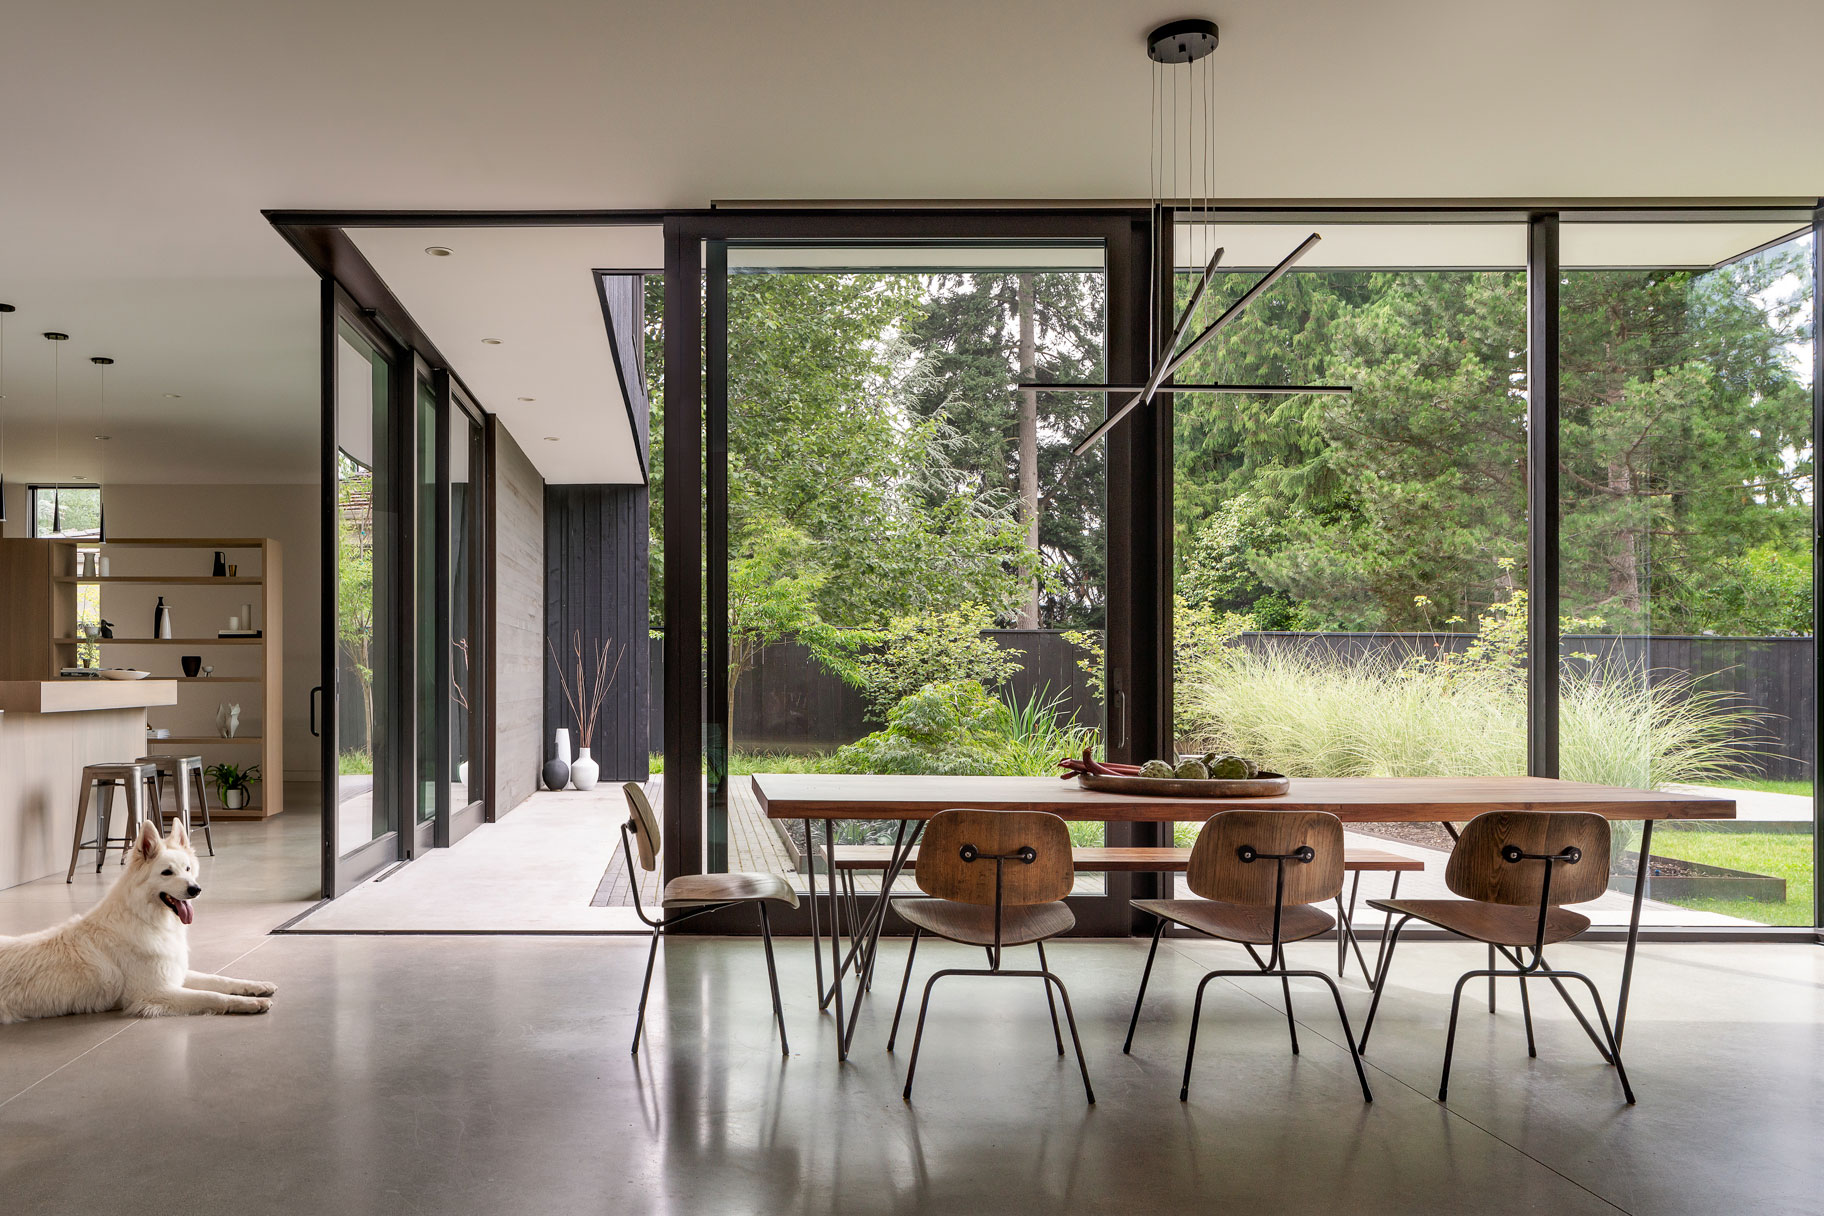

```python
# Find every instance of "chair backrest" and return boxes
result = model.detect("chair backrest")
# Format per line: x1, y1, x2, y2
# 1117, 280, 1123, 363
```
1445, 811, 1611, 907
621, 783, 661, 872
915, 810, 1073, 907
1186, 811, 1345, 907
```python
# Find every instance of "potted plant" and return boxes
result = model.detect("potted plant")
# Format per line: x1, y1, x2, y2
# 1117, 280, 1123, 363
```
204, 761, 261, 811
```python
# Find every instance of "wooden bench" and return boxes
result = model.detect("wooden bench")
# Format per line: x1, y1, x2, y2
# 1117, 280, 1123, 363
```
822, 843, 1424, 986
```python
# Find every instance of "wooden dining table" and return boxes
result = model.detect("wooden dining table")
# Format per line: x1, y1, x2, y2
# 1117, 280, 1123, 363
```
751, 773, 1736, 1061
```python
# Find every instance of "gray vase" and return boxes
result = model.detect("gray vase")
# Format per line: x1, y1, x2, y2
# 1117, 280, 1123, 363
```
542, 758, 570, 791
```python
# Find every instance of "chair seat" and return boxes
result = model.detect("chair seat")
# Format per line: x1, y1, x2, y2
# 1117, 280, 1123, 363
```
662, 871, 801, 909
893, 898, 1075, 946
1130, 898, 1335, 945
1369, 898, 1592, 947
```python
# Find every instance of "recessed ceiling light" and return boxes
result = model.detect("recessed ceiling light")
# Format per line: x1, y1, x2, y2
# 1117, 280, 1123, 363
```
425, 246, 454, 257
163, 393, 182, 399
517, 396, 535, 402
481, 338, 502, 345
542, 436, 560, 442
94, 435, 111, 441
71, 474, 87, 480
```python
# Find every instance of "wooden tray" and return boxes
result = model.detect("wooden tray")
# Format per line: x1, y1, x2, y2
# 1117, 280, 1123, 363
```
1077, 771, 1291, 798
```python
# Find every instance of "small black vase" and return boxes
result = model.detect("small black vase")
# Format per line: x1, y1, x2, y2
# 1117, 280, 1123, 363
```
542, 758, 571, 791
181, 655, 202, 678
212, 550, 227, 577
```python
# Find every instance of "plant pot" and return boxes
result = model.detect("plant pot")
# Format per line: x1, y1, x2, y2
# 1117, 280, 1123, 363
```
223, 787, 249, 811
553, 727, 572, 766
569, 748, 599, 791
542, 758, 570, 791
457, 760, 470, 788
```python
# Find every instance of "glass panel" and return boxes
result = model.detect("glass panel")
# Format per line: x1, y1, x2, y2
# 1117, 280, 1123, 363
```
415, 379, 439, 830
1171, 221, 1529, 906
334, 322, 395, 855
450, 405, 482, 811
30, 485, 102, 539
720, 244, 1109, 893
1560, 223, 1815, 928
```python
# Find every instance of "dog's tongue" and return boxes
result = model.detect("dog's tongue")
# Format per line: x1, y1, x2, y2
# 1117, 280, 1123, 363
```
166, 895, 193, 925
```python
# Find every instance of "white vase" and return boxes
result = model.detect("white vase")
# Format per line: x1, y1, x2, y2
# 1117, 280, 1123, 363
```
458, 760, 470, 788
553, 727, 572, 766
569, 747, 599, 791
223, 787, 248, 810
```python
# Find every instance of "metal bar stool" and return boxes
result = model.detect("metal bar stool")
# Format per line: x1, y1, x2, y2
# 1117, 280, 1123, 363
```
137, 754, 214, 856
66, 761, 161, 881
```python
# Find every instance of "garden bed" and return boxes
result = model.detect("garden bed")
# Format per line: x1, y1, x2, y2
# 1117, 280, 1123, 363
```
1611, 851, 1787, 903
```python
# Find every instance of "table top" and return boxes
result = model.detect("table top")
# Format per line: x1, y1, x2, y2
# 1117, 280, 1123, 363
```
751, 773, 1736, 823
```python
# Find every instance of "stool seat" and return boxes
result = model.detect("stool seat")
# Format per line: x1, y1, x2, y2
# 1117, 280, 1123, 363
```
137, 754, 215, 857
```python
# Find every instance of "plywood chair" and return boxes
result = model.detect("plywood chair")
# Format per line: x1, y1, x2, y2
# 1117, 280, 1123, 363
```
620, 783, 798, 1057
1359, 810, 1633, 1104
886, 809, 1094, 1103
1127, 810, 1372, 1103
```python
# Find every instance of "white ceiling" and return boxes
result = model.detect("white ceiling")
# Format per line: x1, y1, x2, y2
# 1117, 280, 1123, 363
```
0, 0, 1819, 486
348, 226, 661, 485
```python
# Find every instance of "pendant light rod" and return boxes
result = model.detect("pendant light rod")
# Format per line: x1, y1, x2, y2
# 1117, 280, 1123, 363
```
1159, 231, 1322, 382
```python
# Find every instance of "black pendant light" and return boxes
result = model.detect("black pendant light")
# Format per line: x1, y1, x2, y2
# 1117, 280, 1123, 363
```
90, 355, 112, 540
1019, 19, 1352, 454
46, 331, 69, 532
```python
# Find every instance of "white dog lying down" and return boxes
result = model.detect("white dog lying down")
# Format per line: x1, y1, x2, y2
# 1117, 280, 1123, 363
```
0, 816, 276, 1023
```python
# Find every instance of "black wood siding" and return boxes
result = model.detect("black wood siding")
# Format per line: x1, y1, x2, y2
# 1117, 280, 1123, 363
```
544, 484, 650, 782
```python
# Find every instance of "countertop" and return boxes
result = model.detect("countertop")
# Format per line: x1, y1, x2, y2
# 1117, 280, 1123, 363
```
0, 679, 180, 714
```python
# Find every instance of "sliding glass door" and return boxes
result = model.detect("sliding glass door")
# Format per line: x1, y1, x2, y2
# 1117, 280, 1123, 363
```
322, 300, 405, 895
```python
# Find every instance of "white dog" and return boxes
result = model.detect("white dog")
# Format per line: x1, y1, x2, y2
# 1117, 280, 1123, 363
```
0, 816, 276, 1023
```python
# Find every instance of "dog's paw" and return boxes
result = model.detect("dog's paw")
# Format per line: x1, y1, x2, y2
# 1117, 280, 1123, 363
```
227, 996, 272, 1015
237, 980, 277, 997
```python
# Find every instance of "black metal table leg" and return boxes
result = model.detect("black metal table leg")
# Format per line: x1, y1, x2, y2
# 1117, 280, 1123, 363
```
825, 819, 847, 1060
806, 819, 826, 1012
1615, 817, 1653, 1048
840, 820, 922, 1056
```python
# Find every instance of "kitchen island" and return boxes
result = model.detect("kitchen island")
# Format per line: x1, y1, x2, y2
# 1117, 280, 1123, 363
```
0, 679, 178, 889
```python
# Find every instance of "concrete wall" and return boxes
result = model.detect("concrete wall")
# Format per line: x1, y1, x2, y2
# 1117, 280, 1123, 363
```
490, 422, 544, 818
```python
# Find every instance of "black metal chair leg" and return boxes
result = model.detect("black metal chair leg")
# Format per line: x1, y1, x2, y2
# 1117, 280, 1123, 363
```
758, 903, 789, 1057
631, 923, 662, 1055
1124, 921, 1166, 1054
1440, 968, 1492, 1101
1034, 940, 1064, 1055
1280, 973, 1301, 1056
887, 929, 921, 1051
1488, 945, 1498, 1013
1559, 971, 1636, 1104
1533, 958, 1615, 1063
1180, 972, 1221, 1101
1517, 971, 1537, 1058
901, 968, 957, 1101
1309, 971, 1374, 1102
1043, 972, 1095, 1104
1359, 915, 1414, 1052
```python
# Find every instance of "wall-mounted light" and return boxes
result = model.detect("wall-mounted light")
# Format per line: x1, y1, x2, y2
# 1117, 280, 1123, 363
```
425, 246, 453, 257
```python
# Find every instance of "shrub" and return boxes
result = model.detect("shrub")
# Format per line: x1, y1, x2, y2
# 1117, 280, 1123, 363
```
850, 606, 1025, 721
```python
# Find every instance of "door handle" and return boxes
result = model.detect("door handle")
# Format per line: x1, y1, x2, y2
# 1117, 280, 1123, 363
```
310, 685, 322, 737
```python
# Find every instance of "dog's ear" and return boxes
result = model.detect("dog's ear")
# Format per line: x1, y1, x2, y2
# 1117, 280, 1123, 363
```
165, 814, 190, 850
135, 819, 162, 862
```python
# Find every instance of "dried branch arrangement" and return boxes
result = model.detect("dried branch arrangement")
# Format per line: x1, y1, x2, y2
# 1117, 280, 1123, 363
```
548, 632, 625, 748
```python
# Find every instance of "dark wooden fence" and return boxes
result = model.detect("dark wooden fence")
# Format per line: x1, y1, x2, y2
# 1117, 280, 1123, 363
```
648, 630, 1813, 779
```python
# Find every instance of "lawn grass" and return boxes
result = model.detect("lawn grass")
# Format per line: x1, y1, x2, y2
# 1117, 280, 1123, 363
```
1651, 829, 1815, 926
1712, 777, 1814, 799
647, 751, 828, 776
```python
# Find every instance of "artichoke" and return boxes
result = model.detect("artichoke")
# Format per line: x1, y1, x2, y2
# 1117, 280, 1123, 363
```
1139, 759, 1176, 779
1173, 759, 1210, 780
1209, 755, 1251, 780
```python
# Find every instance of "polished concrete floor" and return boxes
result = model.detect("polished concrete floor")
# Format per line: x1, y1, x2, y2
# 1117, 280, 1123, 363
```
2, 807, 1821, 1214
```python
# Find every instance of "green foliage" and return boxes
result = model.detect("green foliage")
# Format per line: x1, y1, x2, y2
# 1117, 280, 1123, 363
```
826, 681, 1101, 779
850, 606, 1024, 720
203, 762, 261, 799
337, 750, 373, 776
1685, 544, 1813, 636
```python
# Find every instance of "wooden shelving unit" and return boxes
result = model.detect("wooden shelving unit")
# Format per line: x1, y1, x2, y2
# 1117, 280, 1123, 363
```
65, 538, 284, 820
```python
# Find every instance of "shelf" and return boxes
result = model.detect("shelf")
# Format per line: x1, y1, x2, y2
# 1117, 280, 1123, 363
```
147, 736, 263, 745
170, 677, 263, 684
100, 539, 268, 549
56, 637, 264, 646
56, 576, 262, 585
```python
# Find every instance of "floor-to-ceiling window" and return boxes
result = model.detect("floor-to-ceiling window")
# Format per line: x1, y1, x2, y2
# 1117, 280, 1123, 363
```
1558, 219, 1816, 929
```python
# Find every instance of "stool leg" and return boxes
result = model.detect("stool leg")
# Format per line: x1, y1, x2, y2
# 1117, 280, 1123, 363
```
191, 767, 215, 856
145, 775, 165, 834
99, 782, 118, 871
122, 779, 143, 862
67, 780, 93, 882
